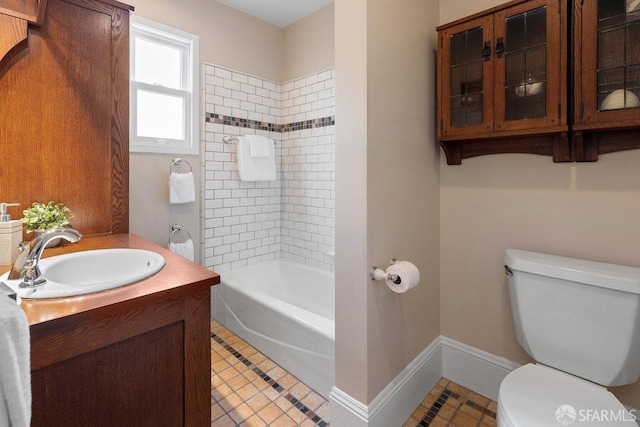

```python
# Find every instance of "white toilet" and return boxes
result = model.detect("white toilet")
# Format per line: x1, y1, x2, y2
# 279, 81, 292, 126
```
498, 249, 640, 426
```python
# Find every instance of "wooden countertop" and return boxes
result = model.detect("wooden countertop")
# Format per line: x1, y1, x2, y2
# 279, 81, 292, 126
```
1, 233, 220, 326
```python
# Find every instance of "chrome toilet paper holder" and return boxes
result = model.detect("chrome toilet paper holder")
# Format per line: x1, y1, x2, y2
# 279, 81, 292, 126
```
370, 258, 402, 284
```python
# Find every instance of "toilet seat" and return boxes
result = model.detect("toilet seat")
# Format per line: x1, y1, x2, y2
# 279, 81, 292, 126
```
498, 364, 636, 427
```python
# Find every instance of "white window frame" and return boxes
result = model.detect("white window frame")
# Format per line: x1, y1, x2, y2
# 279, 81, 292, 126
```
130, 15, 199, 155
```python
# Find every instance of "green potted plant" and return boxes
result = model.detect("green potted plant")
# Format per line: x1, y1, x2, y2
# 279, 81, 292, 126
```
21, 201, 74, 247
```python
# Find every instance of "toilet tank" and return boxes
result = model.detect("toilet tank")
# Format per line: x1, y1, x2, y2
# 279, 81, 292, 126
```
505, 249, 640, 387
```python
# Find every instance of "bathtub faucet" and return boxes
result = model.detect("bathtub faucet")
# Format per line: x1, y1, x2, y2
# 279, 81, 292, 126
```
8, 227, 83, 288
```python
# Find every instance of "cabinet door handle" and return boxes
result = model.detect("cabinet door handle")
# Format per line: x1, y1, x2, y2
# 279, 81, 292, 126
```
482, 41, 491, 61
495, 37, 504, 58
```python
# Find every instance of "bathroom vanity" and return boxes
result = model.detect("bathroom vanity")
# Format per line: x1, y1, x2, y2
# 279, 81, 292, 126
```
1, 233, 219, 427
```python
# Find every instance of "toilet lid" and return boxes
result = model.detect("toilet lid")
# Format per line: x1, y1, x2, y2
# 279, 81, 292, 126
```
499, 364, 636, 426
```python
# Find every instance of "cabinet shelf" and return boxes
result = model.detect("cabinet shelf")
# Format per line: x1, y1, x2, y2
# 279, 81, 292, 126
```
440, 130, 569, 165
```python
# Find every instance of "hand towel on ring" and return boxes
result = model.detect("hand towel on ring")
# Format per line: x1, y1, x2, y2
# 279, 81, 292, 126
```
168, 239, 195, 262
169, 171, 196, 204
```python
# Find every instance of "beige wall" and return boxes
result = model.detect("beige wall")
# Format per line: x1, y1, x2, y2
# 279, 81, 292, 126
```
128, 0, 283, 81
335, 0, 369, 402
282, 3, 335, 82
439, 0, 498, 25
439, 0, 640, 407
335, 0, 440, 402
129, 153, 201, 260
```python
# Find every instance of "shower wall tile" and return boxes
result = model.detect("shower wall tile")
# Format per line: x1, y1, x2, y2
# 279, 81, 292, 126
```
202, 64, 282, 273
201, 64, 335, 273
280, 69, 335, 272
280, 128, 336, 271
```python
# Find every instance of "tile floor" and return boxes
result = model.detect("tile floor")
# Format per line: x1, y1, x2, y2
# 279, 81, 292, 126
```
210, 320, 497, 426
403, 378, 497, 427
211, 320, 330, 426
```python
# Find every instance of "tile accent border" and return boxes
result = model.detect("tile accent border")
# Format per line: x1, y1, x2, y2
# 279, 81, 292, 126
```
211, 332, 330, 427
281, 116, 335, 132
205, 112, 279, 132
418, 388, 497, 426
205, 112, 335, 133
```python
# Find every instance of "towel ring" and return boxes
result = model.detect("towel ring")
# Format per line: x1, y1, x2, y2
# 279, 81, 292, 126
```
169, 224, 191, 244
170, 158, 193, 173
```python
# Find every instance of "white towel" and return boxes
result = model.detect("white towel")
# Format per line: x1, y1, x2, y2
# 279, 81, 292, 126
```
168, 239, 195, 262
0, 296, 31, 427
169, 172, 196, 204
247, 134, 270, 158
237, 135, 276, 181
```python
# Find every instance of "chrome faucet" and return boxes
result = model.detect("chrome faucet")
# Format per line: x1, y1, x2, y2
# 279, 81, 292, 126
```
8, 228, 82, 288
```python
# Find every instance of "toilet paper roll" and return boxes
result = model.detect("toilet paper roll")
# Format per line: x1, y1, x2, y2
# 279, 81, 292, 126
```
385, 261, 420, 293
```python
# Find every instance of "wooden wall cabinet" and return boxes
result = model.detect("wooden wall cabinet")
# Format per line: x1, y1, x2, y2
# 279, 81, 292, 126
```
437, 0, 569, 165
438, 0, 640, 164
0, 0, 131, 235
573, 0, 640, 161
0, 0, 47, 60
0, 0, 47, 23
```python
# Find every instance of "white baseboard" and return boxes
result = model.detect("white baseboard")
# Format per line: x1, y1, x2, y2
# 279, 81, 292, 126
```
329, 387, 368, 427
330, 336, 519, 426
441, 337, 520, 402
329, 337, 442, 427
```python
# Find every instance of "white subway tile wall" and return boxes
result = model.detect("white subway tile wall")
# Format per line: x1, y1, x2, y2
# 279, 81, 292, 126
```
201, 64, 335, 273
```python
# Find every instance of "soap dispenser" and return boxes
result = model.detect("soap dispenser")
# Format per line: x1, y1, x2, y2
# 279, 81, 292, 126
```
0, 203, 22, 265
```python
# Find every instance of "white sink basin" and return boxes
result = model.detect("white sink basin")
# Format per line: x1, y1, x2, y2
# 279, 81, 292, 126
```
0, 248, 166, 299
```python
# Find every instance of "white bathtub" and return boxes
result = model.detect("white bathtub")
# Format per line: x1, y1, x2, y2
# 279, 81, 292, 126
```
212, 260, 335, 399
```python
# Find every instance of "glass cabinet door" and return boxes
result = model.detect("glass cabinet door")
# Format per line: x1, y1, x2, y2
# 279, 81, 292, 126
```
439, 15, 493, 138
579, 0, 640, 126
597, 0, 640, 111
494, 0, 563, 132
503, 6, 547, 121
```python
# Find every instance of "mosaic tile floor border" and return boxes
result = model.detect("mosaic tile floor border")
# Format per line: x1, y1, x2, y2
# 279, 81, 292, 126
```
211, 329, 330, 426
404, 378, 497, 427
419, 388, 497, 426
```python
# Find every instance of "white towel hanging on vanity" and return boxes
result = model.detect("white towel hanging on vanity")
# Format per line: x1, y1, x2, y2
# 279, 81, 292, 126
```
0, 295, 31, 427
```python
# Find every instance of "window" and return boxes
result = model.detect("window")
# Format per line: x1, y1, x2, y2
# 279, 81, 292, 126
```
130, 16, 199, 155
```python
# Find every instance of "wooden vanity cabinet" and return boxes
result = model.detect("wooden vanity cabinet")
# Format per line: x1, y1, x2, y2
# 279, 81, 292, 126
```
572, 0, 640, 161
437, 0, 569, 165
18, 234, 219, 427
30, 286, 211, 427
